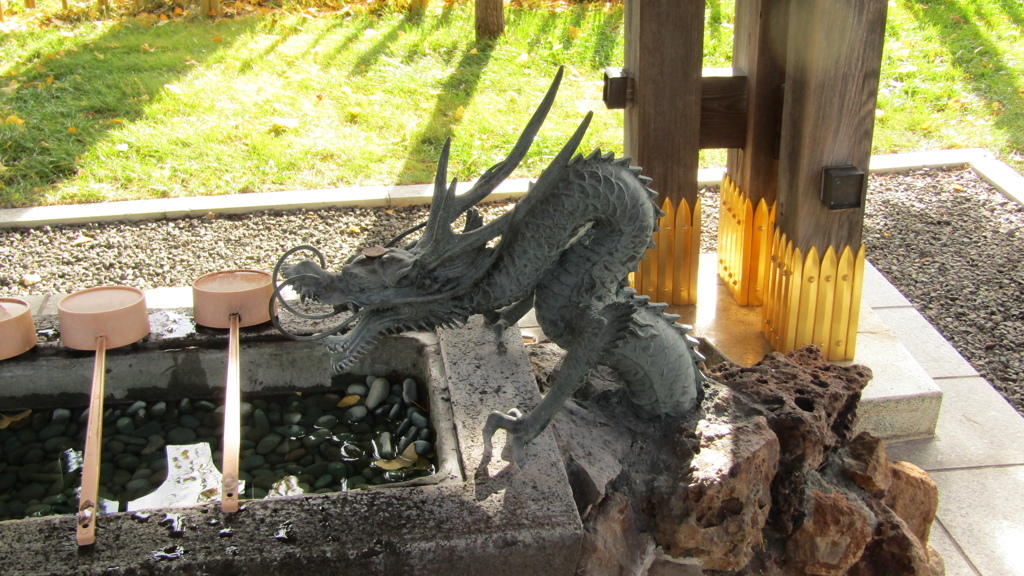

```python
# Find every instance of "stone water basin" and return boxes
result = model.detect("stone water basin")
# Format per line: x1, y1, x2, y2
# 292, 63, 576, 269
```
0, 313, 581, 575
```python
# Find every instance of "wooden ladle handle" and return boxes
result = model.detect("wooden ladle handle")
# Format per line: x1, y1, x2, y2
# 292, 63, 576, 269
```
77, 335, 107, 546
221, 314, 241, 512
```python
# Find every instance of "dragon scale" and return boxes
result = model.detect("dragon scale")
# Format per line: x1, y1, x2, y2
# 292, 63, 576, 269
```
273, 68, 703, 463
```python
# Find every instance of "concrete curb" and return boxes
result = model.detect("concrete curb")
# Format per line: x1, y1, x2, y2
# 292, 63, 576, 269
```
4, 150, 1018, 229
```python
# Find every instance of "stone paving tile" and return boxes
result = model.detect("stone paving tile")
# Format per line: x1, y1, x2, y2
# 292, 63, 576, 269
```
930, 521, 982, 576
872, 307, 979, 379
862, 261, 913, 309
886, 376, 1024, 470
929, 466, 1024, 576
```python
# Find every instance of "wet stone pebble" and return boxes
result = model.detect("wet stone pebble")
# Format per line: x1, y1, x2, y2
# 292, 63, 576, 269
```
0, 374, 437, 522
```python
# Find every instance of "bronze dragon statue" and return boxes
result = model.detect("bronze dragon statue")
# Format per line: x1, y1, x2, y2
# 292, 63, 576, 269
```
272, 67, 704, 464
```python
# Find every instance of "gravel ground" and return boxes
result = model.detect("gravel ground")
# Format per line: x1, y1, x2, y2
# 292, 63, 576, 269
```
2, 168, 1021, 415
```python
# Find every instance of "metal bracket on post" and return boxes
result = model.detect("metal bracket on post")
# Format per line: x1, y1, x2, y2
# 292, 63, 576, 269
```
821, 166, 866, 210
602, 67, 633, 110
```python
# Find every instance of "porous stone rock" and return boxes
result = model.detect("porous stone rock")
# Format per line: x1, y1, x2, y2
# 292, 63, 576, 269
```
840, 432, 893, 498
846, 498, 931, 576
884, 461, 939, 549
707, 346, 872, 534
785, 484, 874, 575
576, 492, 655, 576
654, 415, 779, 572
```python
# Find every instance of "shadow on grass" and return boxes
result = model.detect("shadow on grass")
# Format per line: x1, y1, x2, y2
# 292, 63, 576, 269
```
396, 41, 495, 185
903, 0, 1024, 155
348, 10, 429, 76
0, 18, 260, 208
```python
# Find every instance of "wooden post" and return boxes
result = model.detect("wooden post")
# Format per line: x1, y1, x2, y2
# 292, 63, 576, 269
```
475, 0, 504, 40
25, 0, 35, 10
624, 0, 704, 305
763, 0, 887, 359
718, 0, 790, 306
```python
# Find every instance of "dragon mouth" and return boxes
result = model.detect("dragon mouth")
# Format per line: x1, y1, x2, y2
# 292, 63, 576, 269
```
328, 304, 470, 374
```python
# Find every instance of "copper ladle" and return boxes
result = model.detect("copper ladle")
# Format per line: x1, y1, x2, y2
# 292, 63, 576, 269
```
0, 298, 36, 361
192, 270, 274, 513
58, 286, 150, 546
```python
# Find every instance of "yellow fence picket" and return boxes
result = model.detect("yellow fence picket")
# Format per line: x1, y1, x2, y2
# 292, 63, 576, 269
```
813, 246, 838, 358
828, 246, 855, 361
794, 246, 820, 350
687, 199, 701, 305
749, 199, 771, 306
782, 244, 802, 353
763, 227, 782, 338
842, 244, 867, 360
658, 198, 675, 304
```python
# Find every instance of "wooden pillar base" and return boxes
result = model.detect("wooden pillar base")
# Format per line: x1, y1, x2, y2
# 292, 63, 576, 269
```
762, 231, 865, 361
631, 198, 701, 305
717, 175, 773, 306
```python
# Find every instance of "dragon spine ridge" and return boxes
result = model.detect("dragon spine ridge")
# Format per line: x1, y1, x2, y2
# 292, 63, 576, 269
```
274, 66, 704, 463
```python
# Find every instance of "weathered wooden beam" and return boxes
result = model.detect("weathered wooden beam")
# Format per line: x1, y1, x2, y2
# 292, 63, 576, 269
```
726, 0, 790, 207
623, 0, 703, 208
698, 73, 748, 150
775, 0, 887, 253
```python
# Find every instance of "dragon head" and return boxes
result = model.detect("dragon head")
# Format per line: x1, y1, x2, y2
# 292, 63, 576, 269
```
273, 67, 576, 372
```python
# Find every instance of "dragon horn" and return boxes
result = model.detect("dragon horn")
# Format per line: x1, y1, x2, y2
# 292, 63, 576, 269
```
452, 65, 565, 216
417, 137, 458, 254
512, 111, 593, 221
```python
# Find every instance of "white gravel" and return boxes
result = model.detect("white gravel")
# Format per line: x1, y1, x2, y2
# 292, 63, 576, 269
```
2, 168, 1021, 414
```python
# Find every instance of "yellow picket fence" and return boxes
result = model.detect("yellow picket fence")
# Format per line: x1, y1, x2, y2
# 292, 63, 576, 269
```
631, 198, 701, 306
717, 176, 866, 361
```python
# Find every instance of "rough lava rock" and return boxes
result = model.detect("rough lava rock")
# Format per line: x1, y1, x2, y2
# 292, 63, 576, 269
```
654, 414, 779, 571
544, 344, 945, 576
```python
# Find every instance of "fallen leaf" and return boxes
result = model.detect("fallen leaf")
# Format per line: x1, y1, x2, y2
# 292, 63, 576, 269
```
568, 25, 581, 39
213, 34, 222, 43
164, 83, 183, 95
68, 126, 77, 133
203, 212, 217, 220
174, 6, 183, 14
337, 395, 361, 408
141, 43, 155, 52
21, 273, 41, 286
46, 76, 53, 85
468, 47, 478, 55
374, 444, 418, 470
94, 51, 105, 60
453, 105, 465, 121
0, 409, 32, 430
115, 143, 129, 152
348, 225, 361, 234
5, 114, 25, 126
517, 52, 529, 62
71, 233, 92, 245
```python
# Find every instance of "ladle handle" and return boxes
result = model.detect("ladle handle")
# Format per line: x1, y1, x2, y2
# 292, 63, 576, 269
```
77, 335, 107, 546
221, 314, 241, 512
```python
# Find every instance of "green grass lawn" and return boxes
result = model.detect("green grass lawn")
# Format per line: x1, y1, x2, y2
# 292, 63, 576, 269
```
0, 0, 1021, 208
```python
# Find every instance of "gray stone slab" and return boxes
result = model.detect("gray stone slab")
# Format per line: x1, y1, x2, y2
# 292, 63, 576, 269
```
3, 294, 48, 316
872, 307, 979, 379
861, 261, 912, 309
929, 466, 1024, 576
853, 307, 942, 440
929, 521, 982, 576
886, 376, 1024, 470
37, 293, 66, 316
0, 319, 582, 575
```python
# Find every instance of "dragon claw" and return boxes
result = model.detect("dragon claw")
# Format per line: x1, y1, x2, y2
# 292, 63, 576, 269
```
482, 408, 528, 466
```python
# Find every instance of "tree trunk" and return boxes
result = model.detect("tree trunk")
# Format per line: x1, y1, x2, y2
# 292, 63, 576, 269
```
409, 0, 428, 14
475, 0, 504, 40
